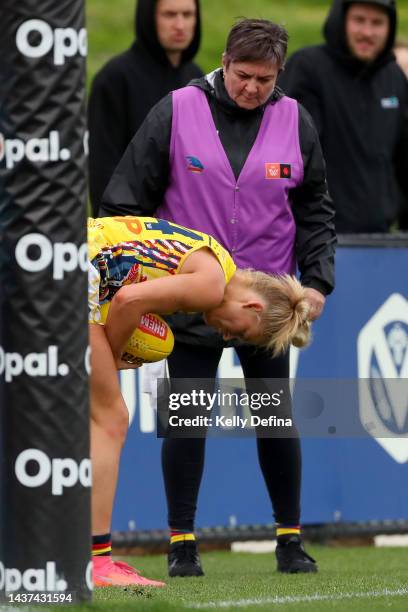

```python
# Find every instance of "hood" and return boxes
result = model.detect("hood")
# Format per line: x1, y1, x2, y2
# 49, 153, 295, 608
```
323, 0, 397, 73
134, 0, 201, 66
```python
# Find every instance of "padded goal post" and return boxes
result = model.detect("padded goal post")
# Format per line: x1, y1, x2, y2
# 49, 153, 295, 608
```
0, 0, 91, 601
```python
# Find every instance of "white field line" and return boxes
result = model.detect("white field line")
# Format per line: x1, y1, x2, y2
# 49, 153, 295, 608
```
186, 587, 408, 609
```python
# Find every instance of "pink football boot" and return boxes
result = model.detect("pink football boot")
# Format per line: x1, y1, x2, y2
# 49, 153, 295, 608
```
93, 556, 165, 587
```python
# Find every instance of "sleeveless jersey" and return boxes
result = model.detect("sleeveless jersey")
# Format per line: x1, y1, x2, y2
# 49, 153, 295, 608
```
88, 216, 236, 306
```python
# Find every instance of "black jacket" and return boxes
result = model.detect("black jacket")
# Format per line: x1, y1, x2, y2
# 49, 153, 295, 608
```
279, 0, 408, 233
88, 0, 203, 214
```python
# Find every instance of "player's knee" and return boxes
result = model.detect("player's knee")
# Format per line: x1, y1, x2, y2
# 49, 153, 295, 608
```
93, 402, 129, 445
109, 408, 129, 445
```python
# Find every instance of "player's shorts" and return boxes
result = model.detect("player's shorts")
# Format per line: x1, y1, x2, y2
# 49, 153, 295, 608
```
88, 261, 103, 325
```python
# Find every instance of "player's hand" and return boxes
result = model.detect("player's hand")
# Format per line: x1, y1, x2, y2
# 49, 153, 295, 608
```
116, 358, 143, 370
304, 288, 325, 321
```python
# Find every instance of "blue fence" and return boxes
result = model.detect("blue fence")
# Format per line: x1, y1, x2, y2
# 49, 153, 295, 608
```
112, 244, 408, 531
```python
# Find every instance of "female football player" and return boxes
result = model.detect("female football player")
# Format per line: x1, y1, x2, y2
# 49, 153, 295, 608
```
88, 215, 310, 586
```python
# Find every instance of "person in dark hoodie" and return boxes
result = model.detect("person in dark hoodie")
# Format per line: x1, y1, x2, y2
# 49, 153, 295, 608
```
279, 0, 408, 234
100, 18, 336, 578
88, 0, 202, 215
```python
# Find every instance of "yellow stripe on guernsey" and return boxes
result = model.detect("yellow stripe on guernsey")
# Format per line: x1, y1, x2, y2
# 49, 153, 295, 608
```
88, 216, 236, 285
170, 534, 196, 544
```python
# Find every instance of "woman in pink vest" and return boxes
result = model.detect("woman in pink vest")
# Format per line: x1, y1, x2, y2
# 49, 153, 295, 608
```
100, 18, 336, 577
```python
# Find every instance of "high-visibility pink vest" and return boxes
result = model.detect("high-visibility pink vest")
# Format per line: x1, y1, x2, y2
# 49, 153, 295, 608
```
157, 85, 303, 274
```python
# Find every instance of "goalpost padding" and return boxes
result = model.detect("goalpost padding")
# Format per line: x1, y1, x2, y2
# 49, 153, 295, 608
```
0, 0, 91, 601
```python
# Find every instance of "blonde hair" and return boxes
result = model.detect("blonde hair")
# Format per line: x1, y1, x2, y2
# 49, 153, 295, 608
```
241, 270, 311, 356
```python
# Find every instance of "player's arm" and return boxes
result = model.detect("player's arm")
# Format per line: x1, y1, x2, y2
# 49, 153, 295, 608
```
104, 250, 226, 362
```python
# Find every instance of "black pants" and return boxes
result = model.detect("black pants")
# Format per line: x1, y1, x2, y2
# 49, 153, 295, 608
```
161, 342, 301, 531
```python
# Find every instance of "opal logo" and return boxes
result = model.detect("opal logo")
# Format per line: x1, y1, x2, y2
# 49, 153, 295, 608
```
0, 345, 69, 383
16, 19, 87, 65
358, 294, 408, 463
0, 131, 70, 169
15, 233, 88, 279
0, 561, 67, 592
15, 449, 91, 495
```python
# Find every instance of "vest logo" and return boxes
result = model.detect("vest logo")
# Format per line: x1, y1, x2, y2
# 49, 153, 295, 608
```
186, 156, 204, 173
357, 293, 408, 463
265, 163, 291, 179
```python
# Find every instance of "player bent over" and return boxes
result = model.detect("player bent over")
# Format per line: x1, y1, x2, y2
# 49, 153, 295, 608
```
88, 216, 311, 587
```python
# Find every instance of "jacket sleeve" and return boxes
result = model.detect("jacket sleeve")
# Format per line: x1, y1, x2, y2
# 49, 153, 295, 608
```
98, 94, 172, 217
394, 80, 408, 230
88, 67, 130, 216
291, 104, 336, 296
279, 51, 324, 139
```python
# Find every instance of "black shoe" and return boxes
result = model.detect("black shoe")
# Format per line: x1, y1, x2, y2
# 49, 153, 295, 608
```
276, 536, 318, 573
168, 541, 204, 577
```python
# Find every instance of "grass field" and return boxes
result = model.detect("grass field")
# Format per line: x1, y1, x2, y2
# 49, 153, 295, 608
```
21, 546, 407, 611
87, 0, 408, 85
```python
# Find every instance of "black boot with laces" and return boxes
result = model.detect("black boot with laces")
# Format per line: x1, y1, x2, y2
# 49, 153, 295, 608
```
168, 540, 204, 577
275, 535, 318, 573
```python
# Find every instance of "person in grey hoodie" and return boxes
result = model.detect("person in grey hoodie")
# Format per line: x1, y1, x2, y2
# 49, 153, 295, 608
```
88, 0, 202, 214
279, 0, 408, 233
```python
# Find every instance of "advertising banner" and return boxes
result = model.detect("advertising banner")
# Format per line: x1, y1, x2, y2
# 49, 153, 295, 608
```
112, 246, 408, 530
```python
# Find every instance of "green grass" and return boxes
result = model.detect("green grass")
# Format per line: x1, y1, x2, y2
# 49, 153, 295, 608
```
87, 0, 408, 86
35, 546, 408, 611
